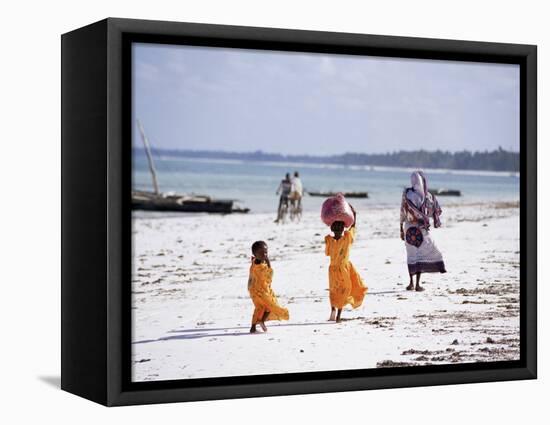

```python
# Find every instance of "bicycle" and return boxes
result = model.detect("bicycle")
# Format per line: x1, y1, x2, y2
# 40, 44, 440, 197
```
275, 196, 289, 224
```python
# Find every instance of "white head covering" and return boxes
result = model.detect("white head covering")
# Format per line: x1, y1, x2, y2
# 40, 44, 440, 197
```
407, 171, 427, 209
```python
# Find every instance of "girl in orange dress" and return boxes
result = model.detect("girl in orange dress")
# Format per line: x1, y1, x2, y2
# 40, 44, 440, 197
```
324, 206, 367, 322
248, 241, 289, 333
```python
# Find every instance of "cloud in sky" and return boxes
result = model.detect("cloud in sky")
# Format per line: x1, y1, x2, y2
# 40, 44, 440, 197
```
132, 43, 519, 155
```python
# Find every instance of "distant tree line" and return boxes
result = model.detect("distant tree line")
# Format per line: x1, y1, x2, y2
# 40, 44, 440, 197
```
334, 147, 519, 172
135, 147, 519, 172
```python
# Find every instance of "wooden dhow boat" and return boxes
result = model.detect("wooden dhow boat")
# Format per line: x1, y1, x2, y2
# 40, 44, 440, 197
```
132, 120, 249, 214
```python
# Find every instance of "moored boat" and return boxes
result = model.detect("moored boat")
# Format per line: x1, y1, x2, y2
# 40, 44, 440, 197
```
429, 188, 462, 197
306, 190, 369, 199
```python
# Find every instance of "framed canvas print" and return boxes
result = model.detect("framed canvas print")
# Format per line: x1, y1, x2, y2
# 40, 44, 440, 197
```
61, 18, 537, 406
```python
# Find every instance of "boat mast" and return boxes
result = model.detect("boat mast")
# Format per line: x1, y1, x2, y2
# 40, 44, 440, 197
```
137, 119, 160, 195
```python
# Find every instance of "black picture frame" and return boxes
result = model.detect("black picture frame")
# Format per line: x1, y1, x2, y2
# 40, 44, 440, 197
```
61, 17, 537, 406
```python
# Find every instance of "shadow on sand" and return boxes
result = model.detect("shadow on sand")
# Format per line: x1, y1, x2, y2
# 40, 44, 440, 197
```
133, 321, 335, 344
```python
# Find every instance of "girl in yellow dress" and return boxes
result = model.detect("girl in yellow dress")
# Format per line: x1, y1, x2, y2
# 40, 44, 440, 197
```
248, 241, 289, 333
324, 206, 367, 322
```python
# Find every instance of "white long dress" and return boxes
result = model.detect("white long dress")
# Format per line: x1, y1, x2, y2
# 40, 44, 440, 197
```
400, 189, 446, 275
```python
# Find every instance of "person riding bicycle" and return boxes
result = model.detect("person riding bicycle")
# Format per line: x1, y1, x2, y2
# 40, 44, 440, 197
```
275, 173, 292, 223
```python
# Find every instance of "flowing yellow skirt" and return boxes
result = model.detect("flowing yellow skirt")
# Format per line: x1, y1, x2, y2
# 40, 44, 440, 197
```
249, 288, 289, 323
328, 261, 367, 309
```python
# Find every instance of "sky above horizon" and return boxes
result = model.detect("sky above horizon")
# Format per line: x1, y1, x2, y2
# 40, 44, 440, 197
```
132, 43, 519, 156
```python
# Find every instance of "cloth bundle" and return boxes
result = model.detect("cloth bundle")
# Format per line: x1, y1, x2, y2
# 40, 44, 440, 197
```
321, 193, 354, 227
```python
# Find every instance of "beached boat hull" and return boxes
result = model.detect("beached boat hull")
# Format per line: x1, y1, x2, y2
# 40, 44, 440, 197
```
132, 191, 248, 213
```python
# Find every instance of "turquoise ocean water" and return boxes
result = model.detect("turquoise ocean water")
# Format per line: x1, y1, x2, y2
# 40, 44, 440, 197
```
133, 155, 519, 214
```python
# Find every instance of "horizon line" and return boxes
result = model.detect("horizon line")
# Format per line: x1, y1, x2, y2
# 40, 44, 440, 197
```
132, 146, 520, 156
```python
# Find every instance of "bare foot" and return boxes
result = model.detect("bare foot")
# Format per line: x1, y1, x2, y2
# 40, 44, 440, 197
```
259, 321, 267, 332
406, 283, 415, 291
415, 285, 425, 292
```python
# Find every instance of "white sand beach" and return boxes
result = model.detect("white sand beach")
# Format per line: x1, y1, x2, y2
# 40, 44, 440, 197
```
131, 201, 520, 382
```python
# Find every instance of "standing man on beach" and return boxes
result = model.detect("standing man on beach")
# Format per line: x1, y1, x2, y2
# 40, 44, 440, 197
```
290, 171, 303, 210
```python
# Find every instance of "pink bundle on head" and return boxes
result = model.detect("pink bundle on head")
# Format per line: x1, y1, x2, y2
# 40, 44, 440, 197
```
321, 193, 354, 227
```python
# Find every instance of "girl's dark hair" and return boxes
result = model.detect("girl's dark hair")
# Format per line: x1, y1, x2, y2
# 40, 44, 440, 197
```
331, 221, 345, 232
251, 240, 267, 255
